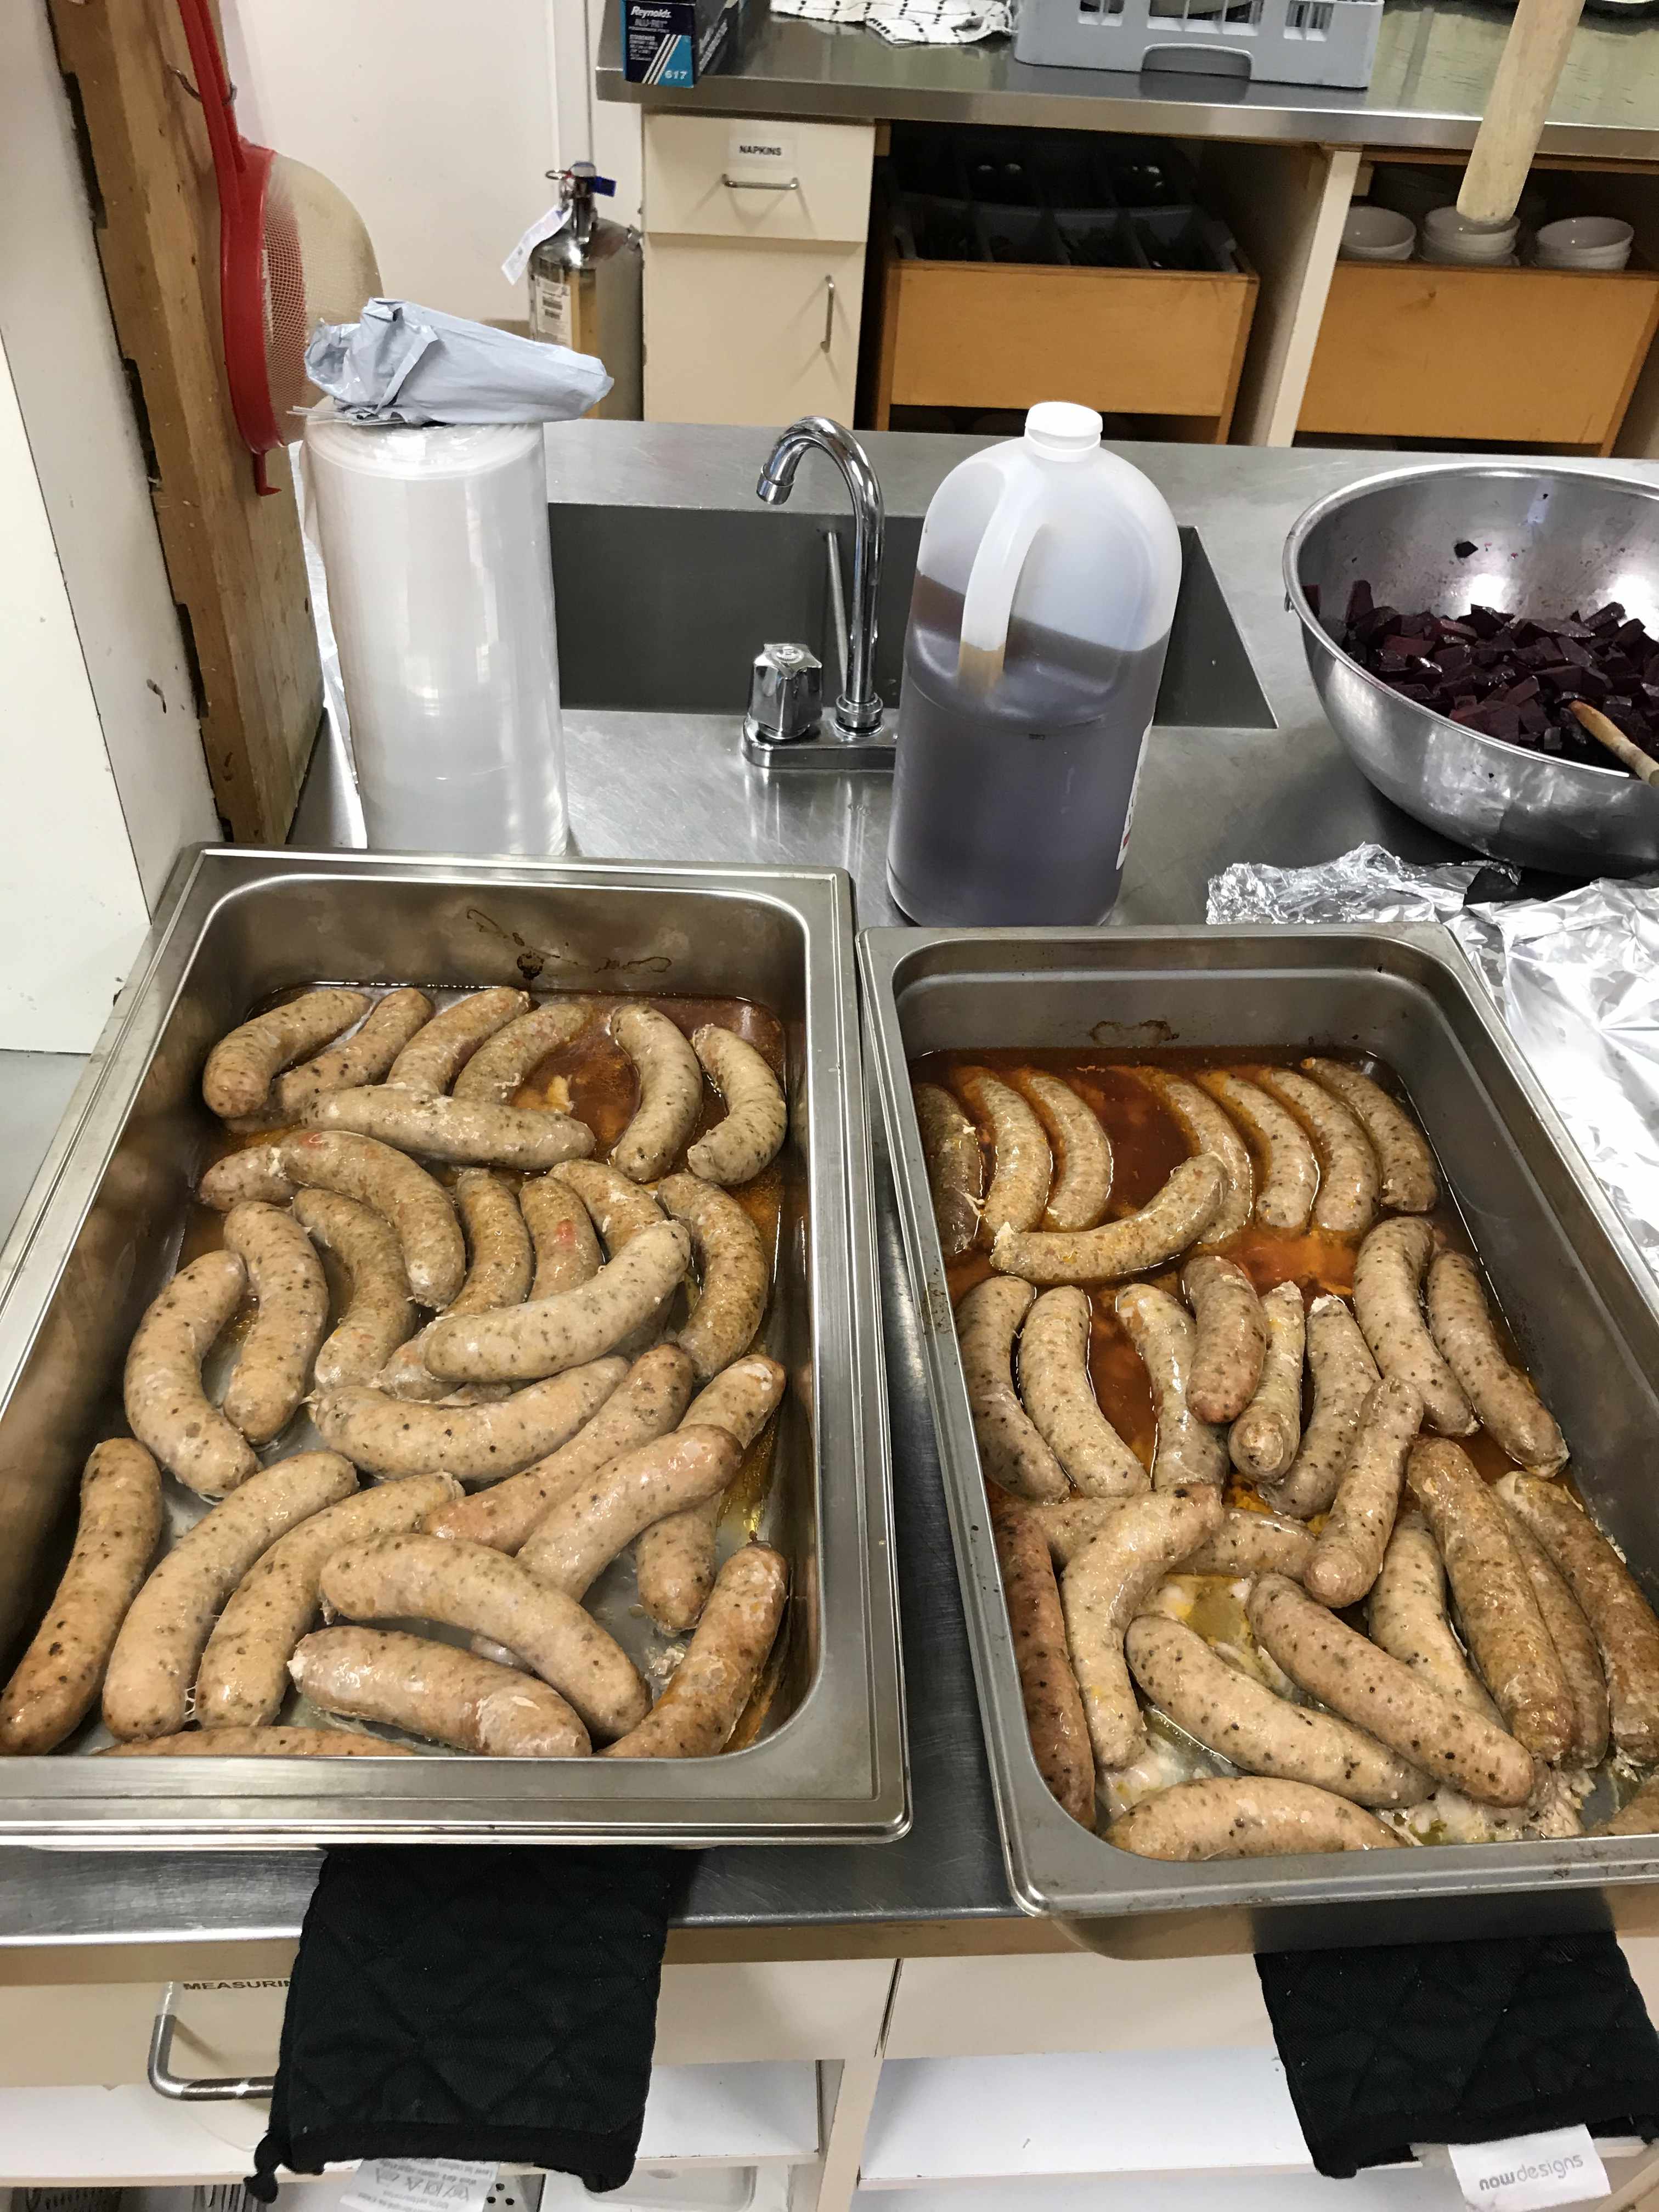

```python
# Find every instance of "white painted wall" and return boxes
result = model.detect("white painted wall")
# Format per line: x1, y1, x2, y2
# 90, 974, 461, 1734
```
0, 334, 151, 1051
222, 0, 642, 328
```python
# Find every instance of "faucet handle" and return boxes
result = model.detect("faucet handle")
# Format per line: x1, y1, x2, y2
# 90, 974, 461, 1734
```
744, 642, 824, 747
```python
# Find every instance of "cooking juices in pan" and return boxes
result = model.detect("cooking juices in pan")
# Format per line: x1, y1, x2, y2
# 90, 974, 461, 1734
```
915, 1045, 1647, 1849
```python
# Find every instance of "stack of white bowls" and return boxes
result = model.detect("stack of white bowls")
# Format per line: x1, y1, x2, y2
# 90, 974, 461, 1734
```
1533, 216, 1634, 270
1339, 205, 1415, 263
1420, 205, 1518, 267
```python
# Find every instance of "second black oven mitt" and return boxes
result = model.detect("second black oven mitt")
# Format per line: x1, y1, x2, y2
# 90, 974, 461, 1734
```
247, 1844, 681, 2199
1258, 1930, 1659, 2179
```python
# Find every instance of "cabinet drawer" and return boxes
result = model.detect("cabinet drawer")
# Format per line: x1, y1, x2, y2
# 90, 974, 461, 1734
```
883, 1953, 1272, 2060
645, 238, 865, 426
645, 114, 874, 245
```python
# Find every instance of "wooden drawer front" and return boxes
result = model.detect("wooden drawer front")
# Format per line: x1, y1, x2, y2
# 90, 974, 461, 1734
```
645, 114, 874, 245
882, 1953, 1272, 2060
883, 261, 1256, 418
1301, 262, 1659, 448
645, 239, 865, 426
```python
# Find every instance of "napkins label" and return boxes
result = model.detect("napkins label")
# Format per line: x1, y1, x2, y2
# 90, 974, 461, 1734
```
1446, 2126, 1609, 2212
343, 2159, 499, 2212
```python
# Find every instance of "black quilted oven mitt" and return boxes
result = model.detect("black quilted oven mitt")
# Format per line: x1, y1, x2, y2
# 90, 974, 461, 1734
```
248, 1845, 681, 2200
1259, 1931, 1659, 2179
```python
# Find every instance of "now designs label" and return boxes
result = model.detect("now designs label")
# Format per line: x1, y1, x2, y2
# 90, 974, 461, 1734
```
1444, 2127, 1610, 2212
342, 2160, 498, 2212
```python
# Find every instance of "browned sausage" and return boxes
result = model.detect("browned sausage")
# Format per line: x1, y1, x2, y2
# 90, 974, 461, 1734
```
989, 1487, 1095, 1827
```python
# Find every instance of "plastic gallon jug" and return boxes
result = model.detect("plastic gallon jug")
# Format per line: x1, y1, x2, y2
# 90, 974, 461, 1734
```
885, 402, 1181, 926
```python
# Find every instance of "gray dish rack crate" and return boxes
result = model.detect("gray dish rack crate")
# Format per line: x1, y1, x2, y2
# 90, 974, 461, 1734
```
887, 128, 1242, 274
1013, 0, 1385, 91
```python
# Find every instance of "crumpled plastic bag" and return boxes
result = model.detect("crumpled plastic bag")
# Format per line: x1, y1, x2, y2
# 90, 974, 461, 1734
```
305, 298, 611, 427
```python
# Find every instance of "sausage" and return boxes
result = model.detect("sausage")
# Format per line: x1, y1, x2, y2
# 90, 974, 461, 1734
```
375, 1170, 533, 1401
1182, 1506, 1314, 1581
1133, 1070, 1254, 1244
1425, 1250, 1567, 1475
0, 1441, 163, 1753
1599, 1779, 1659, 1836
1182, 1255, 1267, 1424
256, 989, 436, 1128
1016, 1287, 1147, 1498
635, 1354, 786, 1633
1352, 1219, 1475, 1437
1404, 1437, 1573, 1762
1058, 1487, 1222, 1769
385, 986, 531, 1094
1115, 1284, 1227, 1491
1013, 1071, 1113, 1232
988, 1488, 1095, 1826
603, 1545, 788, 1759
912, 1082, 984, 1261
296, 1190, 418, 1389
1368, 1511, 1503, 1727
990, 1156, 1224, 1286
956, 1067, 1051, 1240
1503, 1512, 1609, 1770
516, 1427, 741, 1599
552, 1160, 666, 1255
426, 1350, 678, 1550
202, 989, 370, 1120
1229, 1282, 1306, 1482
956, 1277, 1069, 1503
278, 1130, 465, 1308
103, 1451, 358, 1740
1125, 1616, 1430, 1807
1305, 1376, 1423, 1610
1034, 1497, 1122, 1567
1497, 1472, 1659, 1763
199, 1147, 296, 1211
308, 1087, 595, 1171
195, 1471, 461, 1730
452, 1000, 593, 1104
422, 1220, 692, 1384
320, 1533, 649, 1740
521, 1172, 603, 1301
221, 1203, 329, 1444
1247, 1572, 1534, 1805
122, 1250, 258, 1498
1253, 1068, 1380, 1238
1301, 1059, 1438, 1215
610, 1004, 704, 1182
291, 1625, 589, 1756
686, 1025, 788, 1187
656, 1172, 770, 1381
1107, 1776, 1406, 1860
1195, 1071, 1319, 1234
313, 1363, 623, 1484
104, 1726, 415, 1757
1265, 1294, 1379, 1520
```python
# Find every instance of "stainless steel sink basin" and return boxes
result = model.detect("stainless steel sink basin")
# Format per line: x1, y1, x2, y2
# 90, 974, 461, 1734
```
550, 505, 1273, 732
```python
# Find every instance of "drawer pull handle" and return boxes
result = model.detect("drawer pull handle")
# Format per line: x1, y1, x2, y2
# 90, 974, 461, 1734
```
822, 275, 837, 353
148, 1983, 276, 2103
722, 173, 801, 191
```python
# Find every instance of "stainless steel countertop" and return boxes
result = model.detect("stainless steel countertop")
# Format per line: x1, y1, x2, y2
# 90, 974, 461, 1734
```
3, 424, 1654, 1948
597, 0, 1659, 156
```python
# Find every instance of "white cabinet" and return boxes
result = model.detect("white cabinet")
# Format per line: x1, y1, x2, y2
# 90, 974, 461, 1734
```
642, 114, 875, 427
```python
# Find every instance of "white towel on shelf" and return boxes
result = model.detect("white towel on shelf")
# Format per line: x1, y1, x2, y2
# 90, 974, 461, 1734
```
770, 0, 1009, 43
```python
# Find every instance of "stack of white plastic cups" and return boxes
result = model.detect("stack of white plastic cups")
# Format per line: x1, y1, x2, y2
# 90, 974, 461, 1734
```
302, 416, 569, 857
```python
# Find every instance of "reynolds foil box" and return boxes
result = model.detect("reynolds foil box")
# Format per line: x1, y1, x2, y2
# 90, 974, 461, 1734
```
623, 0, 736, 82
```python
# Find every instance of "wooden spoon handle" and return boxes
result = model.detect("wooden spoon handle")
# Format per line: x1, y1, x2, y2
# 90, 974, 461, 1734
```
1570, 700, 1659, 786
1458, 0, 1586, 226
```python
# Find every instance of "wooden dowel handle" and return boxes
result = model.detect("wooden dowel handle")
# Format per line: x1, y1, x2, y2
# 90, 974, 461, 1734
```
1570, 700, 1659, 787
1458, 0, 1586, 226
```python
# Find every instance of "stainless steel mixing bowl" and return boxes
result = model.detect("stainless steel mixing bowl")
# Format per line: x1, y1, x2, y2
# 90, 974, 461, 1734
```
1284, 462, 1659, 874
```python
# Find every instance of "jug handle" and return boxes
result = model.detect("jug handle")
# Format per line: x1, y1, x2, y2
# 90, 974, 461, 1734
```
957, 477, 1047, 689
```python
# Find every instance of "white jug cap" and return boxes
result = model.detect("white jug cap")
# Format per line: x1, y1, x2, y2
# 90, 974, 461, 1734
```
1024, 401, 1102, 459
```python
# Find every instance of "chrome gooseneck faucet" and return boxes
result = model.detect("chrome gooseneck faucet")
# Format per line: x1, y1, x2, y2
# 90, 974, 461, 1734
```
757, 416, 885, 739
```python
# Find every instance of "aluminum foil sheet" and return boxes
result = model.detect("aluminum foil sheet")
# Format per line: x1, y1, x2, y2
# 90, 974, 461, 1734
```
1208, 845, 1659, 1281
